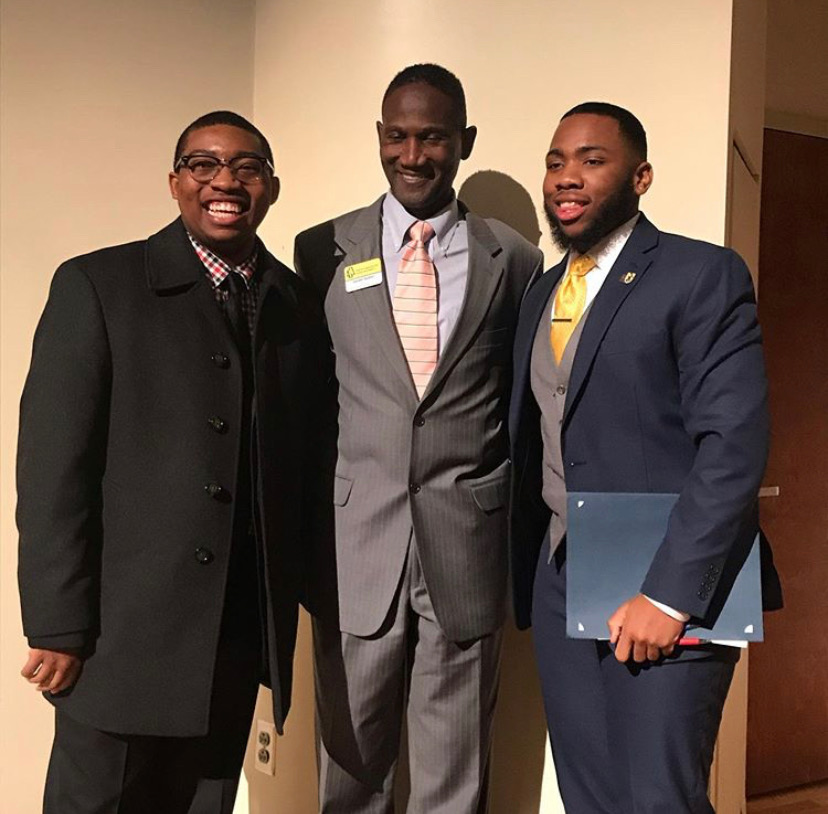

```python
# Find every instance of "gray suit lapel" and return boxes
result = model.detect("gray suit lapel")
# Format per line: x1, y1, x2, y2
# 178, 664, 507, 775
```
338, 197, 417, 398
424, 212, 503, 399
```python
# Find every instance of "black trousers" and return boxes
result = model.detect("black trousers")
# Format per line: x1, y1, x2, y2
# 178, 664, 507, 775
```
43, 535, 264, 814
532, 535, 738, 814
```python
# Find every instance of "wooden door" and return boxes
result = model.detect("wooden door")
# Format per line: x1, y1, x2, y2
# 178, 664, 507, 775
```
747, 128, 828, 795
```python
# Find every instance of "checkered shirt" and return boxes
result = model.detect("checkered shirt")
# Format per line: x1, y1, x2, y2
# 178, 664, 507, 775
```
187, 233, 259, 337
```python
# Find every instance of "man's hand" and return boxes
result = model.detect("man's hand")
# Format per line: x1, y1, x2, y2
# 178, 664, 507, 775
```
21, 648, 83, 693
608, 594, 684, 663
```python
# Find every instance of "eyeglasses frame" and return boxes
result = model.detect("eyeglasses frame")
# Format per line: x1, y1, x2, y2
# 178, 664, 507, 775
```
174, 153, 275, 184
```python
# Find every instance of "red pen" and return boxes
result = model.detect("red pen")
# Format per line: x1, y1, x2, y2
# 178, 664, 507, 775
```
678, 636, 708, 646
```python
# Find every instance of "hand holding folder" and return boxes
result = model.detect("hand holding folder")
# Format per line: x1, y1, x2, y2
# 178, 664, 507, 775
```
565, 492, 763, 659
607, 593, 685, 663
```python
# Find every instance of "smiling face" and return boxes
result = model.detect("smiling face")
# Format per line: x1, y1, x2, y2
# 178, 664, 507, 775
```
543, 113, 652, 253
377, 82, 476, 219
169, 124, 279, 264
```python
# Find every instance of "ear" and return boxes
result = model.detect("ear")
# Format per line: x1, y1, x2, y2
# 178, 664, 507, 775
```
460, 126, 477, 161
269, 175, 281, 205
633, 160, 653, 197
169, 171, 180, 201
376, 120, 384, 145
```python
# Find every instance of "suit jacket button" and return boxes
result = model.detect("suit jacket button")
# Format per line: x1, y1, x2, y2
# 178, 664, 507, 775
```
556, 385, 567, 395
195, 547, 214, 565
205, 483, 229, 501
414, 416, 425, 427
212, 352, 230, 369
208, 416, 228, 433
409, 483, 421, 494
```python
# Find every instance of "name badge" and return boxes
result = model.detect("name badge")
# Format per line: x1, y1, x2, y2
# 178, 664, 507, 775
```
344, 258, 383, 292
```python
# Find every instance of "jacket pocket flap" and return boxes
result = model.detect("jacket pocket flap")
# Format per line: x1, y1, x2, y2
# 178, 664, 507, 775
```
470, 476, 509, 512
333, 475, 353, 506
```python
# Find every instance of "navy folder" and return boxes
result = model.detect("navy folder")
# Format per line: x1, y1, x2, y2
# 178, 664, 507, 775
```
565, 492, 763, 641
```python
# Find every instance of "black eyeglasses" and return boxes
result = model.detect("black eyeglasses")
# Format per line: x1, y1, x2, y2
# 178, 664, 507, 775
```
174, 153, 274, 184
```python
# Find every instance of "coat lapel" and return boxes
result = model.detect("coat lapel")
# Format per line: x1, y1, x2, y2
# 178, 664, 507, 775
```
145, 218, 239, 352
423, 211, 504, 400
338, 197, 418, 399
254, 248, 301, 349
563, 215, 660, 426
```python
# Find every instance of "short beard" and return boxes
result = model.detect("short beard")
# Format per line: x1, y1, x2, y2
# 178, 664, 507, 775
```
545, 182, 639, 254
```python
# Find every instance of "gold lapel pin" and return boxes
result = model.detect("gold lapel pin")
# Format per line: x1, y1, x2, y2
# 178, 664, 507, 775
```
620, 272, 636, 284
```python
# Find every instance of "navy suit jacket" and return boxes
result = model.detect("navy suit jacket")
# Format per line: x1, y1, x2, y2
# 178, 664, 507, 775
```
509, 214, 781, 631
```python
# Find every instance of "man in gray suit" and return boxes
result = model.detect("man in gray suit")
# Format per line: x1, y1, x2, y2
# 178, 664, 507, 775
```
294, 64, 543, 812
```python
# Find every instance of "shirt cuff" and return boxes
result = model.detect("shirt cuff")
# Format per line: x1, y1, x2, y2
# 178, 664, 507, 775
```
643, 595, 690, 622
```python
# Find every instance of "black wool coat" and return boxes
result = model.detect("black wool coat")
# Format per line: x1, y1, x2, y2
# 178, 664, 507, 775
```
17, 219, 335, 736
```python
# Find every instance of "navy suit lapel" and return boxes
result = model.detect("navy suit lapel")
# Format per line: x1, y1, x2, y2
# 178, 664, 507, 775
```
563, 215, 660, 426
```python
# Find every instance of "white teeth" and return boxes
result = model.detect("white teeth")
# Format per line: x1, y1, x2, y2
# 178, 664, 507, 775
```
559, 201, 580, 209
207, 201, 242, 213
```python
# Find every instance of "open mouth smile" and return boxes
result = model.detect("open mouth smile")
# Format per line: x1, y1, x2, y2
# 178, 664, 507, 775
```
203, 200, 248, 223
554, 198, 589, 224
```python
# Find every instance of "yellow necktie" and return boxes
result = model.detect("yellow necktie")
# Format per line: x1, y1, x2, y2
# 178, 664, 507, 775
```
550, 254, 597, 363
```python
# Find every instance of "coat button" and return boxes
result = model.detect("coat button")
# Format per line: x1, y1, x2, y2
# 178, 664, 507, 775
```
205, 483, 229, 501
409, 483, 421, 494
556, 385, 567, 395
195, 547, 214, 565
207, 416, 227, 434
414, 416, 426, 427
212, 352, 230, 369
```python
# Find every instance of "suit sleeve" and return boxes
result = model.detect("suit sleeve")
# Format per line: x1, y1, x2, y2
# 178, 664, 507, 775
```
641, 249, 769, 619
17, 260, 111, 646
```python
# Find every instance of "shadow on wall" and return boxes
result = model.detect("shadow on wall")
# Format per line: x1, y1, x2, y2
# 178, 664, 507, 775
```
239, 170, 549, 814
458, 170, 543, 247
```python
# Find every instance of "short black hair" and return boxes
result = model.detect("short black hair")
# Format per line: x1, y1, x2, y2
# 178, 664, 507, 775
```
561, 102, 647, 161
383, 63, 468, 129
173, 110, 273, 169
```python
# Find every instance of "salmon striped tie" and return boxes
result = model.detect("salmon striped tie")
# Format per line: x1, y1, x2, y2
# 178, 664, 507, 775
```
393, 221, 438, 398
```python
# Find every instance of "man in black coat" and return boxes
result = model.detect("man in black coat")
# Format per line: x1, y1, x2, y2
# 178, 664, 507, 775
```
17, 111, 332, 813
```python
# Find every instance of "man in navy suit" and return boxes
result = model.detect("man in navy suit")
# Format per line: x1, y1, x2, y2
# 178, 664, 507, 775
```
509, 103, 780, 812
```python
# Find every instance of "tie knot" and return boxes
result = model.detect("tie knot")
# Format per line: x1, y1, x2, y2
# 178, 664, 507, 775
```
570, 254, 596, 277
408, 220, 435, 246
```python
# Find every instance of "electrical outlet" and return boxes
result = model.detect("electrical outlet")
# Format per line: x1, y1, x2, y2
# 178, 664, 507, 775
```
254, 719, 277, 776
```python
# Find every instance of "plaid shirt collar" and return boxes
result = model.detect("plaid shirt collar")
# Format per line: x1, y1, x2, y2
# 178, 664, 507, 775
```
186, 233, 258, 289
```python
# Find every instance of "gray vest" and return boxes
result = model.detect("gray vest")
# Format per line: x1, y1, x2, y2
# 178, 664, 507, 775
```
530, 284, 590, 558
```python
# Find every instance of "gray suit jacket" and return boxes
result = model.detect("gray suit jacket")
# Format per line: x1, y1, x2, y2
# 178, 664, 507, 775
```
295, 197, 543, 642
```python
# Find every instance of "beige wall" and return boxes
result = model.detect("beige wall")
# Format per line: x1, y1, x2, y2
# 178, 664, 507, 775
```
2, 1, 755, 812
254, 0, 736, 262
